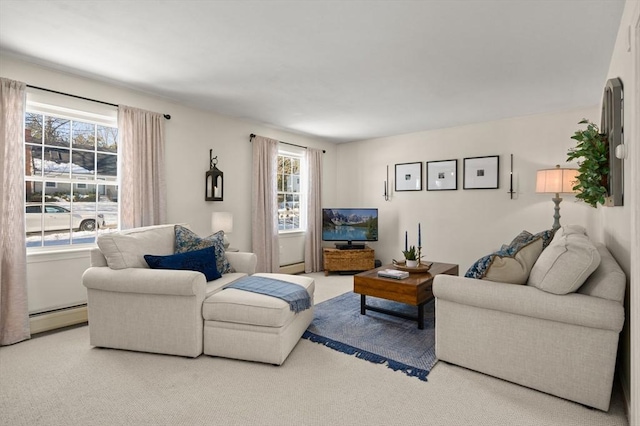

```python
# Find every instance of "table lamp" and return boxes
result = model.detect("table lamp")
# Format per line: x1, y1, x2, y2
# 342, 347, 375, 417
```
535, 165, 578, 231
211, 212, 233, 249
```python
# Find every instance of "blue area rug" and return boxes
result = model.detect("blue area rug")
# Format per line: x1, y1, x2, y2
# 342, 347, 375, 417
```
302, 292, 436, 381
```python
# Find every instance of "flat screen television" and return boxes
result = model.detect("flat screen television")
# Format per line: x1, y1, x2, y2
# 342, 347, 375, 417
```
322, 208, 378, 249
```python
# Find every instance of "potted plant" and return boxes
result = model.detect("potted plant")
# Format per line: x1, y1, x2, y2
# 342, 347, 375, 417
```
566, 119, 609, 208
402, 245, 419, 268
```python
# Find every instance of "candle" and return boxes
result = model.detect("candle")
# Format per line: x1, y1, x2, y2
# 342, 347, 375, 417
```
418, 223, 421, 247
405, 231, 408, 252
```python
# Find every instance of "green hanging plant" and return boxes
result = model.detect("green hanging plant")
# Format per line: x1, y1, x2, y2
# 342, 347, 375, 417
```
566, 119, 609, 208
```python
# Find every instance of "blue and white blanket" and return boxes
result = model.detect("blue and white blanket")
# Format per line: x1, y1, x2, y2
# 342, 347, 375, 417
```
226, 276, 312, 313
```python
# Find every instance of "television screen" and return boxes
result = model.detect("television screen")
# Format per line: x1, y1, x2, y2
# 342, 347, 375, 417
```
322, 208, 378, 242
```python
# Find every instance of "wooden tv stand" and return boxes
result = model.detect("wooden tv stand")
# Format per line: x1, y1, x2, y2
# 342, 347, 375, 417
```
323, 247, 375, 276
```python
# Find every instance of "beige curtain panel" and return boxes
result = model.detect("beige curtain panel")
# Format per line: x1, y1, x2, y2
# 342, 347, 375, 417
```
118, 105, 167, 229
304, 148, 323, 273
251, 135, 280, 273
0, 77, 30, 346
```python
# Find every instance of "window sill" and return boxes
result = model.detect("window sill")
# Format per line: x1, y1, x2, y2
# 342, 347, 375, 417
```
278, 230, 306, 237
27, 245, 95, 263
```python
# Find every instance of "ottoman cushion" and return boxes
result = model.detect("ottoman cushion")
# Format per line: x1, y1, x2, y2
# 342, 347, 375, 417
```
202, 273, 315, 328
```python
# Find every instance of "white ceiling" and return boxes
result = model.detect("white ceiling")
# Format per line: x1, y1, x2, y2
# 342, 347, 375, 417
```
0, 1, 626, 143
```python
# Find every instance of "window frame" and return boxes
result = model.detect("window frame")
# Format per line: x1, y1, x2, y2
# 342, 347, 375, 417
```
24, 93, 119, 252
277, 146, 307, 234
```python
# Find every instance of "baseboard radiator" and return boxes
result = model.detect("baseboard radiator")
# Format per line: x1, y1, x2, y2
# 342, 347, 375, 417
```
29, 305, 88, 335
279, 262, 305, 275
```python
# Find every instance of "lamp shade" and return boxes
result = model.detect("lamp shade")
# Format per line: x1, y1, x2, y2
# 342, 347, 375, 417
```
536, 166, 578, 194
211, 212, 233, 233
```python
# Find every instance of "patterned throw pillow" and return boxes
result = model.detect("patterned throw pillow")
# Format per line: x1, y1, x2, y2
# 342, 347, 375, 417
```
506, 230, 534, 251
532, 228, 556, 250
464, 228, 555, 280
144, 246, 222, 281
464, 252, 497, 279
174, 225, 235, 274
483, 237, 544, 284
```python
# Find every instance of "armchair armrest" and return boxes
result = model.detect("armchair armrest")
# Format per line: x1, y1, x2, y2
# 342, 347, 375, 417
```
433, 274, 624, 332
82, 267, 207, 297
225, 252, 257, 275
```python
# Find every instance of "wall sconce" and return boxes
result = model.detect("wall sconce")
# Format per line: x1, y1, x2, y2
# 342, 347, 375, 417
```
205, 149, 223, 201
383, 165, 390, 201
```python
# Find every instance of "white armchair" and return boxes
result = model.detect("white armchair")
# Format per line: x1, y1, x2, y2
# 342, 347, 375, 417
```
82, 225, 257, 357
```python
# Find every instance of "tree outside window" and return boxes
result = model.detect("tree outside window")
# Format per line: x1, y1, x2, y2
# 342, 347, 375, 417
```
277, 153, 303, 231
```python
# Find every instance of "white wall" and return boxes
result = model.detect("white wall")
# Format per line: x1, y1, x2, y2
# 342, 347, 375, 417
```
0, 55, 338, 313
336, 107, 599, 271
600, 0, 640, 417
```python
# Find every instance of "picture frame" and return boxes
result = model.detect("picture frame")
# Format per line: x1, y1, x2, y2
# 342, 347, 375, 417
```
395, 162, 422, 191
426, 159, 457, 191
463, 155, 499, 189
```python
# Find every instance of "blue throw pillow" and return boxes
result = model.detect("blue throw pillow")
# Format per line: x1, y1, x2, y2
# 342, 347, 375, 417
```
174, 225, 235, 274
144, 246, 221, 281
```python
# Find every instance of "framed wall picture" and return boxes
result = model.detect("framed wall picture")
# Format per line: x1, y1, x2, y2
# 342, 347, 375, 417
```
463, 155, 499, 189
395, 162, 422, 191
427, 159, 457, 191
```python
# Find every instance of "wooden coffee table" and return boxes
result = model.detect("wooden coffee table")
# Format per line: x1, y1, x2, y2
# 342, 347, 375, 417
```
353, 261, 459, 329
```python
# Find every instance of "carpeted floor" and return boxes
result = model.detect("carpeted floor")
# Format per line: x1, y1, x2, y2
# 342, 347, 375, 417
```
0, 272, 629, 426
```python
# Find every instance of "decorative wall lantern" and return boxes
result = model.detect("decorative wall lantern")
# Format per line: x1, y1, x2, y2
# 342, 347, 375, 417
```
205, 149, 223, 201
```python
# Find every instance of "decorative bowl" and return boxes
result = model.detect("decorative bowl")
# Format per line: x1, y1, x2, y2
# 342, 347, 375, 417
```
391, 260, 432, 273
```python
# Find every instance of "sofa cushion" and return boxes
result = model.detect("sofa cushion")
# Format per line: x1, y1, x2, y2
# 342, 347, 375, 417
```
174, 225, 235, 274
578, 243, 626, 303
202, 273, 314, 328
144, 246, 222, 281
97, 224, 177, 270
483, 237, 544, 284
528, 231, 601, 295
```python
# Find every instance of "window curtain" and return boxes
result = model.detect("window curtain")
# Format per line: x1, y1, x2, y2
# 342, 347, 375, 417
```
0, 77, 30, 346
304, 148, 323, 273
118, 105, 166, 229
251, 135, 279, 272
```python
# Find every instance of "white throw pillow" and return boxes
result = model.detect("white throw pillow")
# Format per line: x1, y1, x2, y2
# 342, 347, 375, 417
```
552, 224, 587, 240
97, 224, 178, 270
527, 232, 600, 295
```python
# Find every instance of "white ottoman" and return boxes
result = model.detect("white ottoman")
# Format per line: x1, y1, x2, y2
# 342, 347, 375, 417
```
202, 273, 314, 365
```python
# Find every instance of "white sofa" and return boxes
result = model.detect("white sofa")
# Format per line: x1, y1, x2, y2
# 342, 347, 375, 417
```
83, 224, 257, 358
433, 226, 625, 411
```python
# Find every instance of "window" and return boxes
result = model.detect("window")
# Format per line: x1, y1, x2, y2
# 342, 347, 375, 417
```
277, 150, 305, 232
24, 100, 119, 248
